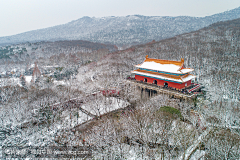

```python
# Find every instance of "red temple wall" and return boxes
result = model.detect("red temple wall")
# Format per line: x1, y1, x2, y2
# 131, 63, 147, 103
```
135, 74, 191, 89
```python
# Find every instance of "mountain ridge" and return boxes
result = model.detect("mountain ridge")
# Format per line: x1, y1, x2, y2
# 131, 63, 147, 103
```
1, 6, 240, 46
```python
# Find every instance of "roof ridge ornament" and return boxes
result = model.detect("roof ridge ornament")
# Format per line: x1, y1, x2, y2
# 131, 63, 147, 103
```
146, 55, 148, 59
181, 58, 184, 63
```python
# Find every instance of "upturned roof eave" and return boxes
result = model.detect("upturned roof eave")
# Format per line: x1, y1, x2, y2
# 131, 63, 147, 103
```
132, 70, 196, 83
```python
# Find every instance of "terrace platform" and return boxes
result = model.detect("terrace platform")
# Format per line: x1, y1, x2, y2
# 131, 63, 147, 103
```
126, 78, 202, 100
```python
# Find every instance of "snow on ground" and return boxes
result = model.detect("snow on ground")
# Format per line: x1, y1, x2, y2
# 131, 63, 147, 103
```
0, 77, 21, 87
53, 80, 66, 86
54, 108, 92, 129
25, 76, 32, 83
81, 97, 130, 116
189, 150, 205, 160
0, 104, 92, 154
43, 65, 59, 68
30, 64, 35, 68
179, 127, 211, 160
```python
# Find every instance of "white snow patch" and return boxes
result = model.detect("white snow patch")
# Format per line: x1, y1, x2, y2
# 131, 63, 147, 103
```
53, 80, 66, 86
189, 150, 205, 160
25, 76, 32, 83
81, 97, 130, 116
30, 64, 35, 68
223, 95, 229, 99
56, 109, 92, 129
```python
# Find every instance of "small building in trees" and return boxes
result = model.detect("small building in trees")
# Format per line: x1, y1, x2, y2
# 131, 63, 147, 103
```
131, 55, 196, 90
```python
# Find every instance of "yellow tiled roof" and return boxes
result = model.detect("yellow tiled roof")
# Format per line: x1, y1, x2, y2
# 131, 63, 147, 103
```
144, 55, 184, 67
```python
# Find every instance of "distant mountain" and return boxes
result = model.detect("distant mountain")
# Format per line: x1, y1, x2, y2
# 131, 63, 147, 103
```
1, 7, 240, 46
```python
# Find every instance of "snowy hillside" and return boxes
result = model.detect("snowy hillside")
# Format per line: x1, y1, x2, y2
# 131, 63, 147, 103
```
75, 17, 240, 129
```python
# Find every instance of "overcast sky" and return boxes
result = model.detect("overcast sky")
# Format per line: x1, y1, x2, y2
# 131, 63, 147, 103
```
1, 0, 240, 37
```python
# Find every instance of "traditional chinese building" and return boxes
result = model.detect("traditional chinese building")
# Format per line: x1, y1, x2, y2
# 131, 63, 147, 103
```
131, 55, 197, 90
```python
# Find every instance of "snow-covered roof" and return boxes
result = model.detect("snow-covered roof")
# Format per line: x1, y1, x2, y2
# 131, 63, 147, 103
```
181, 74, 197, 82
131, 70, 196, 83
180, 68, 194, 74
135, 55, 194, 74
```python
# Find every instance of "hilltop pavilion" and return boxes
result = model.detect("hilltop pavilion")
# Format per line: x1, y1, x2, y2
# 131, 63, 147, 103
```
131, 55, 196, 90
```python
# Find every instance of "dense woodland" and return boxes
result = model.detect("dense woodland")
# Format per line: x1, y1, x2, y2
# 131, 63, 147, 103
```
0, 18, 240, 159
